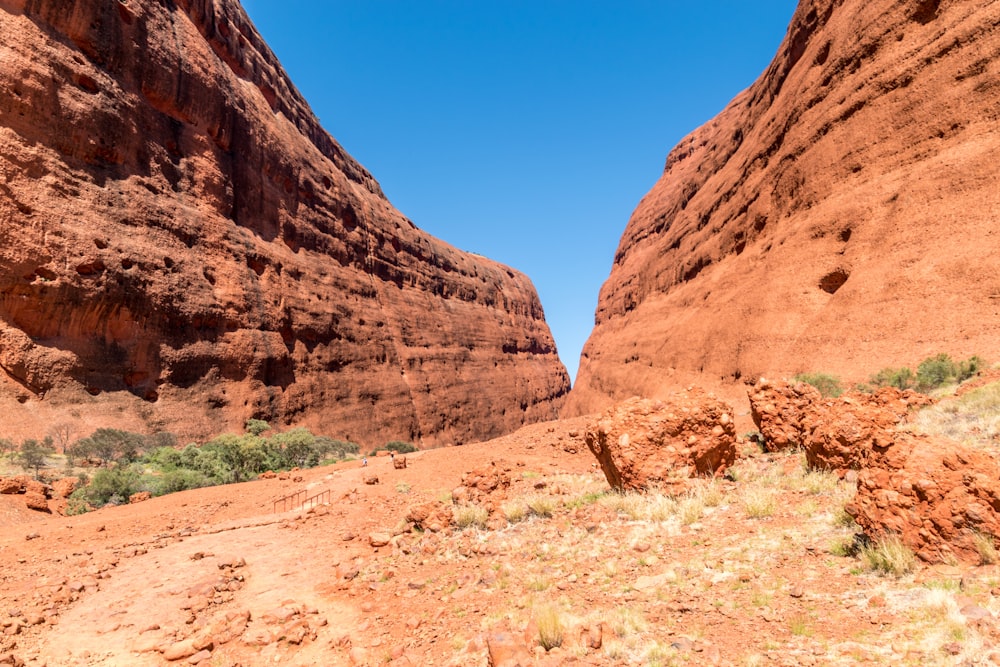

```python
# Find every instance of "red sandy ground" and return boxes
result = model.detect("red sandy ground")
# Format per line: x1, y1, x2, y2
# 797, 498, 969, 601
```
2, 415, 999, 666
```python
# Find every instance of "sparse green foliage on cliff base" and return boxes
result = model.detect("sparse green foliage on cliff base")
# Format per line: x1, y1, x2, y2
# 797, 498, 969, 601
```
869, 353, 984, 392
793, 373, 844, 398
67, 423, 361, 513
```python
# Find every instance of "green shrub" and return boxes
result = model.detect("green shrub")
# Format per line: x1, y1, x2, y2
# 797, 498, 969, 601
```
152, 469, 212, 495
72, 466, 143, 507
793, 373, 843, 398
384, 441, 418, 454
916, 354, 958, 390
315, 437, 360, 460
870, 367, 915, 391
18, 437, 54, 479
244, 419, 272, 436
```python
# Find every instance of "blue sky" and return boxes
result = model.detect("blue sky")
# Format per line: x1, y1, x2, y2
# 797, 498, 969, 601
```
239, 1, 799, 383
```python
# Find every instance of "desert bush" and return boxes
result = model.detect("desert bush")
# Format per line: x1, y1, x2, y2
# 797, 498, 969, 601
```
72, 466, 143, 507
916, 353, 983, 391
742, 486, 777, 519
793, 372, 843, 398
152, 468, 212, 495
244, 419, 271, 436
315, 437, 360, 460
910, 380, 1000, 446
501, 500, 527, 524
527, 495, 556, 518
384, 440, 418, 454
870, 366, 916, 391
974, 531, 998, 566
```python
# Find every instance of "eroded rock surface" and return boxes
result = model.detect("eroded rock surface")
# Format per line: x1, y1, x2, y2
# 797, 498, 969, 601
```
584, 392, 736, 492
748, 378, 821, 452
568, 0, 1000, 415
848, 433, 1000, 565
0, 0, 569, 446
748, 379, 930, 473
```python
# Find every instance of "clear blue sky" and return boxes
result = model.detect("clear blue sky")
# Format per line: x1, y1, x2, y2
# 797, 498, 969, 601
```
240, 1, 798, 383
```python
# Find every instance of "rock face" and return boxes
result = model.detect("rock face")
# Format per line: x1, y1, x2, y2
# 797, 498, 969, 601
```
567, 0, 1000, 415
848, 433, 1000, 565
0, 0, 569, 446
584, 392, 736, 493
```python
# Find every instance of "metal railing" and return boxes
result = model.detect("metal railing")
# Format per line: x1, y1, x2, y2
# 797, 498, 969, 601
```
272, 488, 331, 513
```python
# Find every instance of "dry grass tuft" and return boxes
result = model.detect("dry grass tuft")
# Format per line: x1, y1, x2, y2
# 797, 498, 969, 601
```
910, 380, 1000, 448
861, 534, 916, 576
741, 486, 777, 519
534, 604, 564, 650
453, 504, 488, 530
974, 531, 998, 565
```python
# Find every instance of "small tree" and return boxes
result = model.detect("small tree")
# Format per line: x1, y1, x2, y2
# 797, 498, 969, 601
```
245, 419, 271, 437
0, 437, 15, 462
72, 428, 144, 467
48, 422, 75, 454
18, 437, 54, 480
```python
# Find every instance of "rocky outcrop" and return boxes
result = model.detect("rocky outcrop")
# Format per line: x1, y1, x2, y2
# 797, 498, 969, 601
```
848, 433, 1000, 565
584, 392, 736, 493
748, 379, 930, 473
0, 0, 569, 446
567, 0, 1000, 415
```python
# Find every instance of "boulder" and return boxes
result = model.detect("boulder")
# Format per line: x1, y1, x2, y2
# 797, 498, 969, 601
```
129, 491, 152, 504
24, 479, 50, 498
848, 433, 1000, 564
748, 379, 821, 451
584, 391, 736, 492
393, 456, 408, 469
800, 387, 931, 472
455, 462, 510, 506
0, 477, 26, 495
23, 492, 50, 513
406, 502, 453, 533
51, 477, 79, 499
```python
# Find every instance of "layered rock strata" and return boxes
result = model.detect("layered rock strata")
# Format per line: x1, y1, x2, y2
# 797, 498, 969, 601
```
0, 0, 569, 445
568, 0, 1000, 415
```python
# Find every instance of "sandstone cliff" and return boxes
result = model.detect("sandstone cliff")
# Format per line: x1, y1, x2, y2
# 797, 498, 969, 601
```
567, 0, 1000, 415
0, 0, 569, 445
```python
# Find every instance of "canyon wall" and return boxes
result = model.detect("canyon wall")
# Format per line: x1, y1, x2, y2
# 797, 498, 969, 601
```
567, 0, 1000, 415
0, 0, 569, 446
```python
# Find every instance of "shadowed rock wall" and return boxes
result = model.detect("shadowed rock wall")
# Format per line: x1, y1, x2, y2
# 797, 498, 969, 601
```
0, 0, 569, 445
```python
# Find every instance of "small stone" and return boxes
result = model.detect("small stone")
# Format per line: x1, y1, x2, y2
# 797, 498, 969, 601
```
187, 649, 212, 664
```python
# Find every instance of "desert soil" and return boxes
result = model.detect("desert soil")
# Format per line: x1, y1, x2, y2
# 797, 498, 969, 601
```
2, 416, 1000, 666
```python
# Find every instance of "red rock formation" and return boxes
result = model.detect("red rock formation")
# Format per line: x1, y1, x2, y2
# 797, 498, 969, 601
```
0, 0, 569, 446
848, 432, 1000, 564
747, 378, 931, 471
567, 0, 1000, 415
747, 378, 822, 452
584, 392, 736, 493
